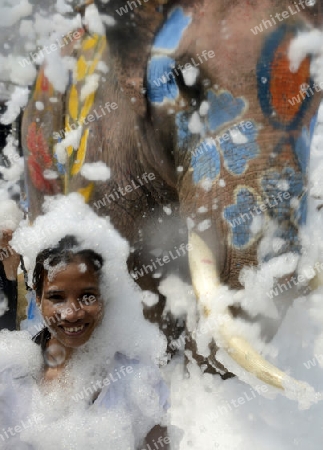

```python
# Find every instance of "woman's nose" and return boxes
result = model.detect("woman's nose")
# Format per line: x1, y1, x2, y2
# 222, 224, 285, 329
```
60, 298, 85, 321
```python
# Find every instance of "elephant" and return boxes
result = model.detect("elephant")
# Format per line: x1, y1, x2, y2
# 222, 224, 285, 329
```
20, 0, 323, 392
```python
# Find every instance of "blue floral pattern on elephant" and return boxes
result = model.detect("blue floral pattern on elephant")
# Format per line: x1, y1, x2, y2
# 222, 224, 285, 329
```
147, 56, 179, 104
219, 123, 260, 175
262, 226, 301, 263
224, 188, 260, 248
294, 126, 311, 175
261, 167, 307, 226
153, 7, 192, 53
191, 139, 221, 184
207, 89, 246, 132
175, 111, 194, 150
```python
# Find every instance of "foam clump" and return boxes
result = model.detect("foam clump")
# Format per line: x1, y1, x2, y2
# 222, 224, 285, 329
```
0, 329, 42, 379
0, 198, 24, 236
80, 161, 111, 181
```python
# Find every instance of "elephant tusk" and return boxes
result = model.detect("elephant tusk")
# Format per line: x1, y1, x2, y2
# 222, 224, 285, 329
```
188, 232, 298, 390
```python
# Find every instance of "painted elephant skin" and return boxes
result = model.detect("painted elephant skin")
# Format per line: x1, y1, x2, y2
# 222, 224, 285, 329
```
21, 0, 322, 390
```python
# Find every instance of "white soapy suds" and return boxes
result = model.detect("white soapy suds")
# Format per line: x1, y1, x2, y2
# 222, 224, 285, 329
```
201, 178, 213, 192
277, 180, 289, 192
290, 197, 300, 209
78, 262, 87, 273
230, 129, 248, 144
55, 0, 73, 14
199, 101, 209, 116
44, 52, 71, 94
101, 14, 116, 27
80, 73, 101, 102
0, 54, 37, 86
43, 169, 59, 180
250, 214, 263, 234
0, 292, 8, 317
197, 219, 211, 232
0, 0, 32, 28
35, 101, 44, 110
80, 162, 111, 181
142, 291, 159, 308
186, 217, 195, 231
182, 65, 199, 86
97, 61, 109, 74
289, 29, 323, 73
159, 275, 196, 319
272, 237, 286, 253
0, 199, 23, 235
310, 160, 323, 198
54, 126, 83, 164
163, 206, 172, 216
289, 29, 323, 87
0, 135, 24, 182
83, 3, 105, 35
188, 112, 203, 134
0, 86, 29, 125
44, 259, 67, 282
197, 206, 208, 214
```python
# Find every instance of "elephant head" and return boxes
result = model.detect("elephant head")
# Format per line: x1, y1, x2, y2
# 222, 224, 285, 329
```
21, 0, 323, 392
145, 0, 323, 388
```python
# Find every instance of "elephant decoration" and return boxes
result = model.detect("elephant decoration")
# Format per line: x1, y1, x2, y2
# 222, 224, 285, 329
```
21, 0, 323, 392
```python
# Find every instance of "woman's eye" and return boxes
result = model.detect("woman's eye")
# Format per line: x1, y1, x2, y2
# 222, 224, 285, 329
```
47, 295, 64, 302
79, 294, 98, 304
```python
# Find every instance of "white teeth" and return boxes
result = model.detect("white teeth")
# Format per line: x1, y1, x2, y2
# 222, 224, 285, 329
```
62, 326, 85, 333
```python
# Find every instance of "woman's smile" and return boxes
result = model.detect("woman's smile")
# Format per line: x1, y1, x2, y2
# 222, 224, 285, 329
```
58, 323, 89, 336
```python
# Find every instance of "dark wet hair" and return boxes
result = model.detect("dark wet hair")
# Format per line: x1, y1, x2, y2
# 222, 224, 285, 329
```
33, 235, 104, 298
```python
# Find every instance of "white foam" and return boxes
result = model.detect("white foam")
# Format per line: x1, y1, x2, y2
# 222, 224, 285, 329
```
80, 161, 111, 181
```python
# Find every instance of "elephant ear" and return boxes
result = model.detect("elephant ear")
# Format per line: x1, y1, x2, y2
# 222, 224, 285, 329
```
21, 28, 107, 220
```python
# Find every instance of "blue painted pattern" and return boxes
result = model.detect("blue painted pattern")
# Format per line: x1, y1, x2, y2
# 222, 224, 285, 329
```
147, 56, 179, 104
191, 139, 221, 184
153, 7, 192, 52
207, 90, 246, 132
294, 126, 310, 175
296, 193, 308, 226
220, 123, 260, 175
310, 113, 318, 141
261, 167, 306, 226
175, 112, 192, 150
224, 188, 259, 248
264, 227, 301, 262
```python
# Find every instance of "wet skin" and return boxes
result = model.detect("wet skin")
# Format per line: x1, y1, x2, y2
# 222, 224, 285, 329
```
36, 258, 103, 371
0, 229, 20, 281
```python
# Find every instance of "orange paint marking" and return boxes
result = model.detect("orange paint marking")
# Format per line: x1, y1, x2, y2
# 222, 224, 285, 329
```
41, 72, 49, 92
270, 39, 311, 124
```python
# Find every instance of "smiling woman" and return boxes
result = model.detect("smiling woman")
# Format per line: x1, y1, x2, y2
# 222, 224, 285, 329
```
32, 235, 105, 378
0, 194, 169, 449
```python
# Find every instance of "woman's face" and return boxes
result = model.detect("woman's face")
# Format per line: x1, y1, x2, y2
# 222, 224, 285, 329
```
37, 257, 103, 350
